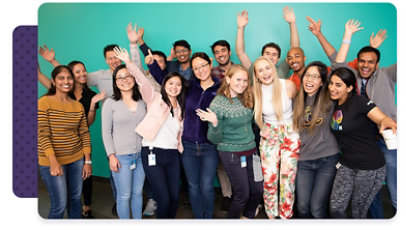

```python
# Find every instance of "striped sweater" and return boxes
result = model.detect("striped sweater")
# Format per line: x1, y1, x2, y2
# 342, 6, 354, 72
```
38, 96, 91, 166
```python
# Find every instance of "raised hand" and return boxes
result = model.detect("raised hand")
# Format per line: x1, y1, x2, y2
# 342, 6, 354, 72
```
144, 49, 154, 65
167, 47, 175, 61
113, 46, 131, 64
237, 10, 249, 28
283, 6, 296, 24
370, 29, 388, 48
345, 19, 364, 35
137, 27, 145, 44
91, 91, 106, 104
39, 45, 56, 62
196, 108, 218, 127
306, 16, 321, 36
127, 22, 140, 44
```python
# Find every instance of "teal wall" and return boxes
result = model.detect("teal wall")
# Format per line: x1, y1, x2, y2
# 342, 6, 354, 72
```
38, 3, 397, 178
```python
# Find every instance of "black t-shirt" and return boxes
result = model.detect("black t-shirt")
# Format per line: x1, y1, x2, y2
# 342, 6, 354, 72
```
330, 95, 385, 170
79, 87, 99, 122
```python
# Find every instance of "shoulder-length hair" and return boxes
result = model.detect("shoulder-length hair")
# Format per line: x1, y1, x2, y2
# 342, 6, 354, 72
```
252, 56, 283, 129
161, 72, 189, 120
293, 61, 332, 134
330, 67, 357, 104
112, 64, 142, 101
217, 64, 253, 108
43, 65, 76, 100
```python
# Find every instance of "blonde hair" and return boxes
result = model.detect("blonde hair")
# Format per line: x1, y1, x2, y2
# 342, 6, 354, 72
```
252, 56, 283, 129
217, 64, 253, 108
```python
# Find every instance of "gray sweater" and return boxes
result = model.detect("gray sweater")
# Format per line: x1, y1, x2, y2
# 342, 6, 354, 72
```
102, 98, 147, 156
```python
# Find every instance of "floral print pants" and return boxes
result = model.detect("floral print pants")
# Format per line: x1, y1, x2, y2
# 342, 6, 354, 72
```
259, 123, 300, 219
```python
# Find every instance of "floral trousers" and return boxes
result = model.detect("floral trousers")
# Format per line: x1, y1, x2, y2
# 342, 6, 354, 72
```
259, 122, 300, 219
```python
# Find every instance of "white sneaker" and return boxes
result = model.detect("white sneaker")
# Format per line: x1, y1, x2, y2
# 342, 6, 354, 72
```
143, 199, 157, 216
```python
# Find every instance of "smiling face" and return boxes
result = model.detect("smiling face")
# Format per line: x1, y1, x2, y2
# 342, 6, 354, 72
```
213, 45, 231, 66
357, 52, 378, 78
226, 70, 249, 97
164, 76, 182, 99
105, 50, 122, 72
174, 45, 191, 64
52, 69, 74, 94
302, 66, 323, 96
287, 48, 306, 72
192, 57, 212, 82
263, 47, 280, 65
153, 54, 166, 70
254, 59, 275, 85
115, 68, 135, 92
71, 63, 87, 84
328, 75, 353, 105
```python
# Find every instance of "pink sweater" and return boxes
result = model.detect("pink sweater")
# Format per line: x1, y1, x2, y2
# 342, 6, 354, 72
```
127, 62, 184, 153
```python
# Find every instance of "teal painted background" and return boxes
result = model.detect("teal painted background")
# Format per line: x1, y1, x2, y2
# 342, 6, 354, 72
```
38, 3, 397, 178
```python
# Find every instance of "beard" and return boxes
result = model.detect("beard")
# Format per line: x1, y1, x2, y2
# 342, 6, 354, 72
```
218, 57, 230, 67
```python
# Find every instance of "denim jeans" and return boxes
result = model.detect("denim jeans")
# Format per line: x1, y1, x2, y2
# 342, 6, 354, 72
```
39, 158, 84, 219
181, 140, 218, 218
296, 153, 339, 218
111, 153, 145, 219
219, 151, 263, 218
368, 139, 397, 218
141, 147, 181, 218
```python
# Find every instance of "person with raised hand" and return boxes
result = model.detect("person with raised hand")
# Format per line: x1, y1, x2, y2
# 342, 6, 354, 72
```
38, 65, 92, 219
197, 64, 263, 219
114, 46, 189, 218
101, 55, 147, 219
328, 67, 396, 218
236, 6, 299, 79
331, 19, 397, 219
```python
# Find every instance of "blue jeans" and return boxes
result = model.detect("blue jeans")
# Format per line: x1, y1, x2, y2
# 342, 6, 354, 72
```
141, 147, 181, 218
296, 153, 339, 218
111, 153, 145, 219
39, 158, 84, 219
181, 141, 218, 218
368, 139, 397, 218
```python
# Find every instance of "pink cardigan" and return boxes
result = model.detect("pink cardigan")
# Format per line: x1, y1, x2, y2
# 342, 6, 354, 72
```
127, 62, 184, 153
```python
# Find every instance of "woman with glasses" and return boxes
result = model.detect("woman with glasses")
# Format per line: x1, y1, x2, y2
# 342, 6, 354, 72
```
101, 64, 147, 219
292, 61, 340, 218
38, 65, 92, 219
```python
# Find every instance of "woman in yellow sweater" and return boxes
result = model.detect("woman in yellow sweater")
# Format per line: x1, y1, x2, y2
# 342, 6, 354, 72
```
38, 65, 92, 218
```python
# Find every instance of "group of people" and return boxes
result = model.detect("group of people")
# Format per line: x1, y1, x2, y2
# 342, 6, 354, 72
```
37, 7, 397, 220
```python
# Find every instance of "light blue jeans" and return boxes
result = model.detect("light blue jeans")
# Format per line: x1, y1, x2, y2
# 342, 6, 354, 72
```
111, 153, 145, 219
39, 158, 84, 219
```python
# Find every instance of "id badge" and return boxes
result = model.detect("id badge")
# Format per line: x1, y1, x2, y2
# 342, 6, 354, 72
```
335, 162, 341, 169
130, 160, 136, 170
240, 156, 247, 168
148, 153, 156, 166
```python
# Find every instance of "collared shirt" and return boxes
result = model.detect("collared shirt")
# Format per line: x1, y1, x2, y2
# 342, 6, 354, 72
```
211, 62, 234, 81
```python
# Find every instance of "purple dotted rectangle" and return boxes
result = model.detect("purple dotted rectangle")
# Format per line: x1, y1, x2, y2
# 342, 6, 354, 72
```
13, 26, 38, 198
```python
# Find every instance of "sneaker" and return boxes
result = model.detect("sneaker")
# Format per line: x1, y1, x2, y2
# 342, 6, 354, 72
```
112, 202, 117, 216
143, 199, 157, 216
221, 197, 232, 212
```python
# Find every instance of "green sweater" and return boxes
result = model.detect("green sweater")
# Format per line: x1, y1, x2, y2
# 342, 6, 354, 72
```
207, 95, 256, 152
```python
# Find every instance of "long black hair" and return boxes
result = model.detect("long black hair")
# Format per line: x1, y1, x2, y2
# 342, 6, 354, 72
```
112, 64, 142, 101
43, 65, 76, 100
161, 72, 189, 120
67, 60, 91, 91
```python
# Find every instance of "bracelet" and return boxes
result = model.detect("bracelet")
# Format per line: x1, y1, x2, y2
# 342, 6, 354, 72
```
342, 39, 351, 44
85, 160, 92, 165
89, 109, 95, 112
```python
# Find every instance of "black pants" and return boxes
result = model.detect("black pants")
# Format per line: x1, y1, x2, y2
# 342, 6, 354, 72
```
82, 176, 92, 206
141, 147, 181, 218
219, 151, 263, 218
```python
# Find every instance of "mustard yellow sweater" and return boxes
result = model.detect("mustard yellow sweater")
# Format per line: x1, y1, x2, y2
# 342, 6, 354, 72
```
38, 96, 91, 166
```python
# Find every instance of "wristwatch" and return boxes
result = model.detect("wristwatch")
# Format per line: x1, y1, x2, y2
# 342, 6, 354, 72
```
85, 160, 92, 165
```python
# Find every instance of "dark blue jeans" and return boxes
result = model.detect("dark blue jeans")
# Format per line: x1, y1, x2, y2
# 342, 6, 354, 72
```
39, 158, 84, 219
219, 151, 263, 218
368, 139, 397, 218
181, 141, 218, 218
296, 153, 339, 218
141, 147, 181, 218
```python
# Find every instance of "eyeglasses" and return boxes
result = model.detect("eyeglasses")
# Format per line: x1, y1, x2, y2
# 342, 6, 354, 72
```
116, 75, 134, 83
193, 63, 210, 72
303, 73, 321, 80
